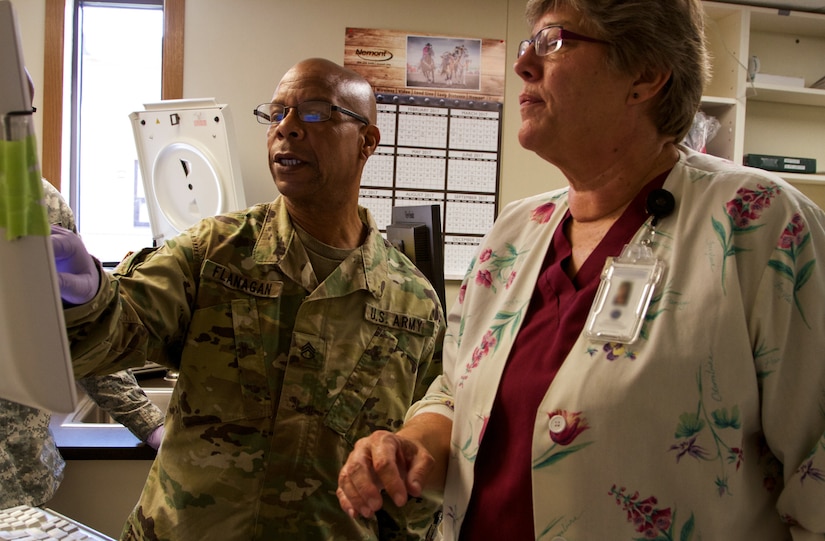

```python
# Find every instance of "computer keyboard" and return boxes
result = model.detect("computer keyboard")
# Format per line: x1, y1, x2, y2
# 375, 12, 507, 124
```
0, 505, 114, 540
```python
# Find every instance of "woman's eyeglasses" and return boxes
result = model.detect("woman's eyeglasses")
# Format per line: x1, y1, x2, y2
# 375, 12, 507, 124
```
518, 25, 608, 58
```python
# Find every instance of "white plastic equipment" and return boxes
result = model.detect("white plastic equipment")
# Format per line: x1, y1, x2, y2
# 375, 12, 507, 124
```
130, 98, 246, 246
0, 0, 78, 413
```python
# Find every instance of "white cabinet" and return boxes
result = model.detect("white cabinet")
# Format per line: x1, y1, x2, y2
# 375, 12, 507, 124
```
702, 1, 825, 207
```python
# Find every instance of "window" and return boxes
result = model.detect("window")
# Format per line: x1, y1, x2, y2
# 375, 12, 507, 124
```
66, 0, 163, 263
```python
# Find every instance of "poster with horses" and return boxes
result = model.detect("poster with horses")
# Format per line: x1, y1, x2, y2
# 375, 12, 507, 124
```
344, 27, 505, 102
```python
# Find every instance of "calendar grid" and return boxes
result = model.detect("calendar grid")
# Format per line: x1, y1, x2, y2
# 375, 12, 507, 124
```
359, 93, 502, 278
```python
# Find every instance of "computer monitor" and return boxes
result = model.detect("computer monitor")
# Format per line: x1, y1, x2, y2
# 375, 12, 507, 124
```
0, 0, 78, 413
385, 204, 446, 310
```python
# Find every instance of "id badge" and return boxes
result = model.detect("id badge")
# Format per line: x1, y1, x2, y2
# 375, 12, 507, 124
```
584, 244, 665, 344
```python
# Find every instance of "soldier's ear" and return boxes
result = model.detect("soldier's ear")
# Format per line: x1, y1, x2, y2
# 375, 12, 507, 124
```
361, 124, 380, 159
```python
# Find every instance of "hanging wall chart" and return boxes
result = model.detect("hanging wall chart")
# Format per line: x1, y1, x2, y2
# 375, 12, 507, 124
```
345, 28, 506, 279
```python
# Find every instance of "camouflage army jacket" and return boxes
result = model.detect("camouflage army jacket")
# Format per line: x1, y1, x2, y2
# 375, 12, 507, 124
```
65, 196, 445, 540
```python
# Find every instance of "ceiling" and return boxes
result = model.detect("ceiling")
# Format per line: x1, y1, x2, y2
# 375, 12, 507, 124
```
708, 0, 825, 13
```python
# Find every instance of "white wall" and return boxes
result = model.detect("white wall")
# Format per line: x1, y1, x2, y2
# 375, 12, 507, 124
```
10, 0, 45, 160
181, 0, 560, 209
14, 0, 567, 311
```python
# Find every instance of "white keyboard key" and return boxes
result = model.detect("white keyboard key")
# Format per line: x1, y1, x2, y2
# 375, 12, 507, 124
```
0, 506, 112, 541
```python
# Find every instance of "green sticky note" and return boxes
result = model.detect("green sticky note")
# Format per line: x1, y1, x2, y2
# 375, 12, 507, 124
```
0, 132, 49, 240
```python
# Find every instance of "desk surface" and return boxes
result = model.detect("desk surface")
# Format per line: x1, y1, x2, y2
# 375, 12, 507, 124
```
48, 420, 158, 460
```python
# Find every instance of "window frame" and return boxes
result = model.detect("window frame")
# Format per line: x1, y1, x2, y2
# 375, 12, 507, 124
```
41, 0, 184, 191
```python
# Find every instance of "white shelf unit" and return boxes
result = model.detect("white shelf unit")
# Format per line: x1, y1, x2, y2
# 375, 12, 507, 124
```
702, 1, 825, 207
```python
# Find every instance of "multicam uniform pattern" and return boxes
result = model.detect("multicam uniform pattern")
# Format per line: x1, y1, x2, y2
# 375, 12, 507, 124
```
0, 181, 164, 509
64, 196, 445, 540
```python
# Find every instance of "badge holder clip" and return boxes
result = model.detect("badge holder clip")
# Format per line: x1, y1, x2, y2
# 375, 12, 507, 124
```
584, 189, 674, 344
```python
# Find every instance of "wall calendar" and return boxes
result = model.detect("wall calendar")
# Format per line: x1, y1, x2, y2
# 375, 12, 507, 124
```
345, 27, 506, 279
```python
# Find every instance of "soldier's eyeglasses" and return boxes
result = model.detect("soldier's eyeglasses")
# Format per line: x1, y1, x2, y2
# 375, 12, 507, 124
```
253, 100, 369, 126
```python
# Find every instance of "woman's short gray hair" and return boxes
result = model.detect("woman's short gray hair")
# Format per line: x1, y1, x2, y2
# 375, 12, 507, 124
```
525, 0, 711, 141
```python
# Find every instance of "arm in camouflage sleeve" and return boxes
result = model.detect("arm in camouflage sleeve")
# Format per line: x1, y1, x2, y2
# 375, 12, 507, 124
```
64, 228, 202, 379
76, 370, 165, 442
41, 180, 76, 232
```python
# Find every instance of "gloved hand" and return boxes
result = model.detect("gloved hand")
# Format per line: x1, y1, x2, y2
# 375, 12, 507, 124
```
50, 224, 100, 305
146, 424, 165, 450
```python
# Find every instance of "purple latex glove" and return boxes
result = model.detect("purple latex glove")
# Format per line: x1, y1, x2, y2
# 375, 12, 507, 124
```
146, 424, 165, 450
50, 224, 99, 305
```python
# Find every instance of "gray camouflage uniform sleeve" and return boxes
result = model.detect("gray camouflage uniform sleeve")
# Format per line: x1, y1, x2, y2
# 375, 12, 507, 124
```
41, 179, 76, 233
76, 371, 165, 441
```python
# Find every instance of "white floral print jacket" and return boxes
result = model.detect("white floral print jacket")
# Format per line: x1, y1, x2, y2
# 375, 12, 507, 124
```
409, 147, 825, 540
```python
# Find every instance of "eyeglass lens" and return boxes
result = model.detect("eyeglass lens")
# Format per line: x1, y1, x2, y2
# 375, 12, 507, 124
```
294, 102, 329, 122
518, 26, 562, 58
254, 101, 368, 125
256, 101, 332, 124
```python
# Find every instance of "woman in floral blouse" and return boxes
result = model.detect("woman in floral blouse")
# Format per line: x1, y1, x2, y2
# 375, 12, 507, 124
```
338, 0, 825, 539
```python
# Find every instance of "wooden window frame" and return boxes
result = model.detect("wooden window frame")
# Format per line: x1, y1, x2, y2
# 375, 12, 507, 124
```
42, 0, 183, 189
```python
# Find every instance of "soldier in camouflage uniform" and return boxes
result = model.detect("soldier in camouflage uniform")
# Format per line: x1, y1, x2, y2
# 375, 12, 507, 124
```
0, 180, 165, 510
53, 58, 445, 540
